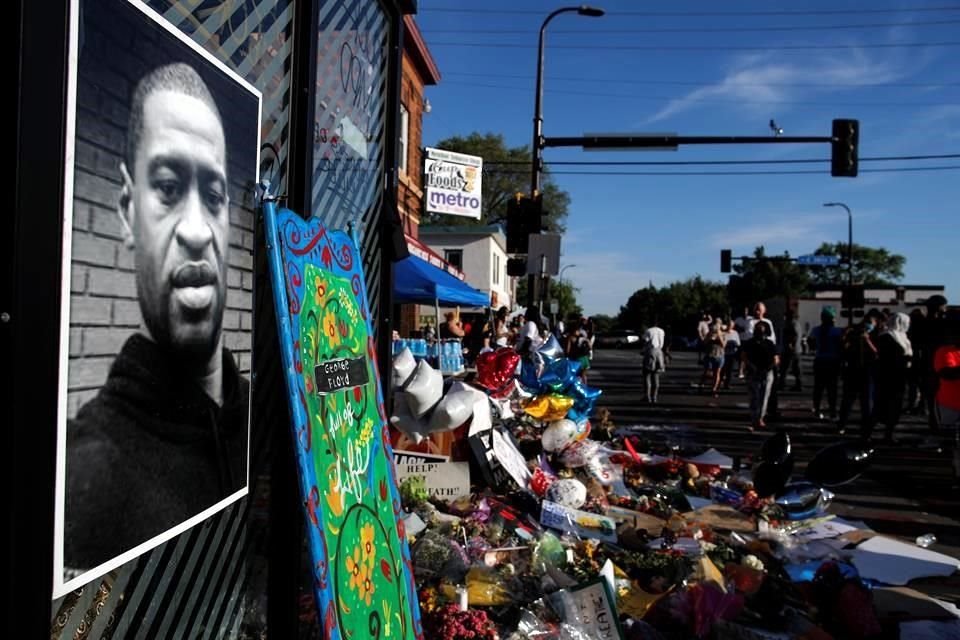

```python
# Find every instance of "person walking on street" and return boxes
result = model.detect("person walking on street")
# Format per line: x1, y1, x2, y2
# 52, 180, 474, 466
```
641, 319, 666, 404
837, 310, 881, 436
699, 320, 726, 397
696, 312, 711, 364
808, 306, 843, 422
932, 310, 960, 485
721, 319, 741, 389
779, 309, 803, 391
867, 312, 913, 443
740, 321, 779, 430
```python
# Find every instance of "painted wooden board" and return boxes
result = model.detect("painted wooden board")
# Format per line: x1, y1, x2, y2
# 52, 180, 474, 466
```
263, 199, 421, 640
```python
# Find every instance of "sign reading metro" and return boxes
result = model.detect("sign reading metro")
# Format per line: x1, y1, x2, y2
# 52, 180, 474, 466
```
423, 146, 483, 219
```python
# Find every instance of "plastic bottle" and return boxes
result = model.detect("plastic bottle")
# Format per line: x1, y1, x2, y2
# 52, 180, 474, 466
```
916, 534, 937, 548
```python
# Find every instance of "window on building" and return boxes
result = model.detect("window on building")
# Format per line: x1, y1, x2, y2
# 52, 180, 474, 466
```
399, 103, 409, 175
445, 249, 462, 270
493, 253, 500, 285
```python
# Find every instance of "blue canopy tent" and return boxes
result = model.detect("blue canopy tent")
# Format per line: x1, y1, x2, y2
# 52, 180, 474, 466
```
392, 255, 490, 307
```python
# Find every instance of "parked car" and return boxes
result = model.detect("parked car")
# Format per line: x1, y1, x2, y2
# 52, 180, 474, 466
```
594, 330, 641, 349
671, 335, 699, 351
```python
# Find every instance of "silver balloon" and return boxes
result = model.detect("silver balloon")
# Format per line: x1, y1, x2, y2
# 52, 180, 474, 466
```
775, 481, 834, 520
759, 430, 791, 465
805, 442, 875, 487
537, 333, 565, 361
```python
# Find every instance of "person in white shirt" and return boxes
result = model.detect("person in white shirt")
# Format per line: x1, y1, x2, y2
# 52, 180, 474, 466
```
721, 319, 741, 389
734, 307, 754, 343
641, 319, 666, 403
750, 302, 776, 344
697, 312, 712, 364
642, 322, 666, 351
519, 306, 544, 353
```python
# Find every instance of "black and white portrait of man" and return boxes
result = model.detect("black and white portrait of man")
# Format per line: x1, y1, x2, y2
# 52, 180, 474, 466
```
56, 0, 260, 595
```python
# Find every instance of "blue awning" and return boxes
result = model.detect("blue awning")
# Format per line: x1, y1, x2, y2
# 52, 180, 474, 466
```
393, 255, 490, 307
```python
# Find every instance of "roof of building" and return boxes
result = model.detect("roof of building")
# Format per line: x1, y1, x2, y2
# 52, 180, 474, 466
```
403, 15, 440, 85
419, 224, 505, 236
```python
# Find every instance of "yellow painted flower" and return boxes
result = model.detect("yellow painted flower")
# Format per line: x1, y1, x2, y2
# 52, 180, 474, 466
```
322, 308, 341, 348
313, 275, 328, 306
359, 562, 375, 606
360, 522, 376, 567
346, 546, 363, 592
358, 418, 374, 448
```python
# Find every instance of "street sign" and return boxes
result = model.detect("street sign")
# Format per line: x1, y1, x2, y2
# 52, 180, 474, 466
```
796, 254, 840, 266
549, 299, 559, 314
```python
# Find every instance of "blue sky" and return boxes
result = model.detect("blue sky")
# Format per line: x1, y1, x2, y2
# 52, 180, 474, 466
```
415, 0, 959, 315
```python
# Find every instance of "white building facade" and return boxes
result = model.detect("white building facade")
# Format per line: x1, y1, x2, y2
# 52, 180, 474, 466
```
418, 225, 513, 310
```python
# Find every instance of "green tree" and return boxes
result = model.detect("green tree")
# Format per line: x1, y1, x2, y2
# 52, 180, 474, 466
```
427, 132, 570, 232
810, 242, 906, 286
590, 314, 616, 334
727, 246, 811, 312
618, 277, 728, 337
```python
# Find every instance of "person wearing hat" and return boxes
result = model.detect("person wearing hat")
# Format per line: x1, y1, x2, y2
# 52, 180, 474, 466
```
808, 306, 843, 423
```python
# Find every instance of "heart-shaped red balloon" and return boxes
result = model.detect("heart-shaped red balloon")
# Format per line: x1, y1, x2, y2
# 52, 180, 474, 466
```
476, 347, 520, 393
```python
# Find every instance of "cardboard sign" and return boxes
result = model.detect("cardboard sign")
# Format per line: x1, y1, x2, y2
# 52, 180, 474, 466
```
393, 460, 471, 500
547, 579, 624, 640
540, 501, 618, 543
469, 424, 531, 492
313, 356, 369, 394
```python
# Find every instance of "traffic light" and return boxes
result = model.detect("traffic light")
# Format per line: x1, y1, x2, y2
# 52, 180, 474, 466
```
720, 249, 732, 273
831, 118, 859, 177
505, 193, 542, 254
506, 257, 527, 277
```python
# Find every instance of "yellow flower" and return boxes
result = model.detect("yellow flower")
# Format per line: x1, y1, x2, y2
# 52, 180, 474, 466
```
358, 418, 374, 448
322, 309, 341, 348
360, 522, 376, 567
313, 275, 328, 306
346, 546, 363, 592
359, 562, 375, 606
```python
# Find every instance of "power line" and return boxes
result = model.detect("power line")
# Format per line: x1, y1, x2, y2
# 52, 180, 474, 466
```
424, 18, 960, 35
483, 154, 960, 167
420, 6, 960, 17
488, 166, 960, 176
441, 71, 960, 89
427, 40, 960, 52
439, 80, 953, 108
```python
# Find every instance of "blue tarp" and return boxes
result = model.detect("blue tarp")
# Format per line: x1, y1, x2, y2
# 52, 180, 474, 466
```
393, 255, 490, 307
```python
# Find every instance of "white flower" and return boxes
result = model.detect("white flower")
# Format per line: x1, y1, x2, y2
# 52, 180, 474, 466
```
742, 554, 764, 572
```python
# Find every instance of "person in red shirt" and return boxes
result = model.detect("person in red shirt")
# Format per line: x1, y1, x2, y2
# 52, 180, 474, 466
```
933, 310, 960, 483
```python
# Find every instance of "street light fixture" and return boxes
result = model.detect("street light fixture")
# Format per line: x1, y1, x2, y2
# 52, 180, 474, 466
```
823, 202, 853, 325
531, 5, 605, 198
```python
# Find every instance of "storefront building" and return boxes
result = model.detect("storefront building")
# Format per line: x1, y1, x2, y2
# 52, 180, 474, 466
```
11, 0, 421, 636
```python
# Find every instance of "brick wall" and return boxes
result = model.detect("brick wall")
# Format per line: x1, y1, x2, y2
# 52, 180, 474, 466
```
67, 10, 256, 418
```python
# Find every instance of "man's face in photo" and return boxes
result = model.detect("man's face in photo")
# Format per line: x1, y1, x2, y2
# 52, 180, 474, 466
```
121, 88, 229, 366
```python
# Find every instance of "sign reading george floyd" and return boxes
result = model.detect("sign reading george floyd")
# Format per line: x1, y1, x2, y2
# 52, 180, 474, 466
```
424, 147, 483, 219
313, 357, 369, 394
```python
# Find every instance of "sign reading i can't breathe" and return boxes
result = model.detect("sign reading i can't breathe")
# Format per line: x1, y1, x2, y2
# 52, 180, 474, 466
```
313, 356, 369, 394
423, 146, 483, 219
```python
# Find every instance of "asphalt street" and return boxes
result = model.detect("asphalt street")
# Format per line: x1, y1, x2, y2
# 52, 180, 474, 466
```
590, 347, 960, 601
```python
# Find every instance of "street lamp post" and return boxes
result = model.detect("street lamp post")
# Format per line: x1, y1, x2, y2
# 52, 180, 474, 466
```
823, 202, 853, 325
531, 5, 604, 198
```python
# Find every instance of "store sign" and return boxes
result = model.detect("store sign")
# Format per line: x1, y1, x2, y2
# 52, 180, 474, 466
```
424, 147, 483, 219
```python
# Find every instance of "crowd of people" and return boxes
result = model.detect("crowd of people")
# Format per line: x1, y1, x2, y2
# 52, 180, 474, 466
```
417, 306, 600, 378
679, 296, 959, 483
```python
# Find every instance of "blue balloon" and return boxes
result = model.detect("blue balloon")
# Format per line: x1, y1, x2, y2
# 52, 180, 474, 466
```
518, 358, 542, 392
